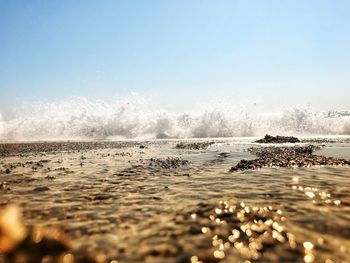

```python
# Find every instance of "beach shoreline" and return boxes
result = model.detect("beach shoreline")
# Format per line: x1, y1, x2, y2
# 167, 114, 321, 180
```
1, 138, 350, 262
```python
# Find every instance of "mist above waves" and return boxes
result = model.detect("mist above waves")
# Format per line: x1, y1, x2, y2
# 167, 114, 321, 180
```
0, 97, 349, 141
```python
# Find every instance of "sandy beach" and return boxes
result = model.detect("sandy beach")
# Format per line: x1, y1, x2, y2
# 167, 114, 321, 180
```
2, 1, 350, 262
0, 138, 350, 263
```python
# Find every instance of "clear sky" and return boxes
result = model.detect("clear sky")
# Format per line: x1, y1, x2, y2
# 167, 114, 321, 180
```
1, 0, 350, 113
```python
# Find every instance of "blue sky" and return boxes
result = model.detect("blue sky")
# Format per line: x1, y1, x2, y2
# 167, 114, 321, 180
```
1, 0, 350, 113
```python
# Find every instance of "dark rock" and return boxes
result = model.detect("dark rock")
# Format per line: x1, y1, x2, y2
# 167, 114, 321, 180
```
93, 194, 112, 201
33, 186, 50, 192
0, 205, 101, 263
5, 168, 11, 174
230, 145, 350, 172
255, 134, 300, 143
6, 228, 71, 263
149, 157, 190, 169
175, 142, 215, 150
0, 182, 9, 189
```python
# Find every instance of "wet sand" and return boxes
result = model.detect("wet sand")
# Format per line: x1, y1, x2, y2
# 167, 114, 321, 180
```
0, 140, 350, 263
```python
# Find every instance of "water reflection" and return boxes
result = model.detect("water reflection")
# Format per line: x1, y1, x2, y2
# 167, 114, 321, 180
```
0, 141, 349, 262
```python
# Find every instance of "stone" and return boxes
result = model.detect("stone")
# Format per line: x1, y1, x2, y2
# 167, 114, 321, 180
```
230, 145, 350, 172
175, 142, 215, 150
33, 186, 50, 192
255, 134, 300, 143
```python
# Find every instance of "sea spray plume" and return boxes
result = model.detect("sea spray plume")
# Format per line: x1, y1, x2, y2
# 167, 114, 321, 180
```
0, 97, 350, 141
1, 97, 149, 140
192, 111, 232, 138
191, 110, 256, 137
343, 122, 350, 135
277, 107, 321, 134
152, 115, 184, 139
0, 113, 4, 139
277, 107, 350, 135
0, 97, 189, 140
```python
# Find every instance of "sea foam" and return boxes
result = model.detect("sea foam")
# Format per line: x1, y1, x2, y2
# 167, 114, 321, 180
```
0, 97, 349, 141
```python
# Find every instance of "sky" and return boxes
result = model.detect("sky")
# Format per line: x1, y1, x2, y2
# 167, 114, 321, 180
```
1, 0, 350, 114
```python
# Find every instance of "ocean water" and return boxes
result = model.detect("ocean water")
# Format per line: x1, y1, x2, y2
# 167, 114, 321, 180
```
0, 96, 349, 261
0, 139, 349, 262
0, 97, 349, 141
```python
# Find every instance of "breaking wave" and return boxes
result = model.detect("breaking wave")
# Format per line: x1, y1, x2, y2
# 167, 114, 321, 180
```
0, 97, 349, 141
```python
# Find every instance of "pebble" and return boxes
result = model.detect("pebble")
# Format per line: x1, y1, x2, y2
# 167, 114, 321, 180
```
33, 186, 51, 192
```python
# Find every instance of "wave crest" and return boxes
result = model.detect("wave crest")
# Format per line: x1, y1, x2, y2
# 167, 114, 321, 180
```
0, 97, 349, 141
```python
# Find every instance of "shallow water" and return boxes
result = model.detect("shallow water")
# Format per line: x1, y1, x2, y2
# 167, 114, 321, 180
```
0, 140, 350, 262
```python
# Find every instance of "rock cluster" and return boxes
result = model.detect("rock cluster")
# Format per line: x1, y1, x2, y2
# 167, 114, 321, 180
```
230, 145, 350, 172
149, 157, 190, 169
175, 141, 215, 150
255, 134, 300, 143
